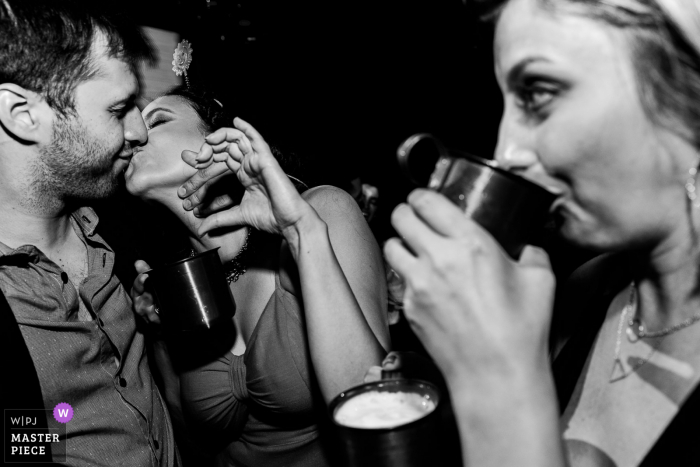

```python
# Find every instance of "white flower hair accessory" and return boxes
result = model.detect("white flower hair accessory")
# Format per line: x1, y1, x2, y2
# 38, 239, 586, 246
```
172, 40, 193, 87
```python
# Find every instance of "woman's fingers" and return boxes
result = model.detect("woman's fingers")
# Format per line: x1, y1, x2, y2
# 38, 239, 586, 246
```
198, 206, 245, 236
381, 351, 402, 371
135, 260, 150, 273
131, 261, 150, 295
383, 237, 419, 281
193, 194, 236, 217
364, 366, 383, 383
390, 203, 450, 257
182, 149, 200, 168
519, 245, 552, 270
233, 117, 264, 146
135, 294, 160, 324
192, 144, 214, 167
211, 141, 246, 164
204, 127, 246, 145
179, 160, 229, 200
205, 128, 253, 157
407, 189, 480, 238
131, 260, 161, 325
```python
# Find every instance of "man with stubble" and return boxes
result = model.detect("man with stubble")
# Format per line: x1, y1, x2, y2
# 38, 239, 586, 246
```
0, 1, 178, 465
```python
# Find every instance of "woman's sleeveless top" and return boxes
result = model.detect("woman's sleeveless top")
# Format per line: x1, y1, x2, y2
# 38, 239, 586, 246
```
180, 271, 332, 467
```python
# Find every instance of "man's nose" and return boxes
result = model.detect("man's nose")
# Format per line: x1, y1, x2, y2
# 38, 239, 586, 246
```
124, 106, 147, 145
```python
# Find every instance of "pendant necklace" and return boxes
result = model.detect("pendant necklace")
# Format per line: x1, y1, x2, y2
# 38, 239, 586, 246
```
610, 283, 658, 382
610, 281, 700, 382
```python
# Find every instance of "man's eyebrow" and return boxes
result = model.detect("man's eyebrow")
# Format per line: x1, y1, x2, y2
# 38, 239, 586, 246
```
143, 107, 175, 122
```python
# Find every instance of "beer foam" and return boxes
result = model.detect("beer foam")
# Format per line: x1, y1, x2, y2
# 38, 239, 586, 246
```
334, 390, 436, 429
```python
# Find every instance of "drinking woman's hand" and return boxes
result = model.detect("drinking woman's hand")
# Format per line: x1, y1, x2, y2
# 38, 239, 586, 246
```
384, 189, 556, 391
131, 260, 161, 326
179, 117, 316, 237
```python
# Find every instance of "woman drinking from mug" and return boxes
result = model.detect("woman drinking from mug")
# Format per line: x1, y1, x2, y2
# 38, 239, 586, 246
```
381, 0, 700, 465
127, 85, 390, 467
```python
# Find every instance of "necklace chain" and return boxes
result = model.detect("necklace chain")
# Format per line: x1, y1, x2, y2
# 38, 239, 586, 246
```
625, 282, 700, 341
611, 281, 700, 382
628, 313, 700, 340
223, 229, 253, 283
190, 228, 254, 284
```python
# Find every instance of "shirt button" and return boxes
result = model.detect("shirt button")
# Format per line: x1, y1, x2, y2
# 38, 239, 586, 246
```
119, 377, 127, 387
153, 439, 160, 450
60, 272, 69, 284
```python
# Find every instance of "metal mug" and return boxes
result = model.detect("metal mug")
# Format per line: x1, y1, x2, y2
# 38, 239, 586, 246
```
397, 133, 556, 259
329, 379, 441, 467
147, 247, 236, 333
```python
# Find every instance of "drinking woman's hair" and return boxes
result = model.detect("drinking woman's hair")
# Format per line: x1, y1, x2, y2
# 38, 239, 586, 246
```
481, 0, 700, 147
163, 84, 309, 192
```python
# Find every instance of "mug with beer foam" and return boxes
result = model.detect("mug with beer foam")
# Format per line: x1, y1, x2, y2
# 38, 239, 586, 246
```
329, 379, 441, 467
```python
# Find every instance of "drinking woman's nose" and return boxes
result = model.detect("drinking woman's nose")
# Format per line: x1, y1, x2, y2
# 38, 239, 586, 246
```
495, 143, 539, 172
494, 143, 565, 196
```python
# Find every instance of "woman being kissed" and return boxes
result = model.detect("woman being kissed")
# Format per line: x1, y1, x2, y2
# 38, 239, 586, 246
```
127, 85, 390, 466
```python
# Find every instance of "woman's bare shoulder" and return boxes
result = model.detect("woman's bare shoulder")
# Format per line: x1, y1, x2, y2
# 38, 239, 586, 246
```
301, 185, 361, 218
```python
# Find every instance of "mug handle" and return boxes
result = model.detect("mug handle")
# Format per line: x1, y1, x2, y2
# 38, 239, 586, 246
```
396, 133, 452, 189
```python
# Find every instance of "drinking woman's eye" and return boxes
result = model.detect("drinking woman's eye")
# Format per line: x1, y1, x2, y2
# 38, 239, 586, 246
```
147, 117, 168, 131
514, 80, 560, 116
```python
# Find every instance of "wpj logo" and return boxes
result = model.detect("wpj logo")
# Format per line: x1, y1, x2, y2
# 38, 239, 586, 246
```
53, 403, 73, 424
4, 403, 71, 463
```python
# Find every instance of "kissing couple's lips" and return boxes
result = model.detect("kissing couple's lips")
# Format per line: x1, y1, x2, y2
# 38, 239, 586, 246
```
118, 143, 146, 160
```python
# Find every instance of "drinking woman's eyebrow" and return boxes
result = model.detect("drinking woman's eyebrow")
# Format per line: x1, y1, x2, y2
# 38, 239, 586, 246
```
504, 56, 551, 88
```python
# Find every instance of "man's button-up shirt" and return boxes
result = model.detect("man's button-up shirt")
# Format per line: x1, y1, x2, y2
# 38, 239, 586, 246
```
0, 208, 177, 466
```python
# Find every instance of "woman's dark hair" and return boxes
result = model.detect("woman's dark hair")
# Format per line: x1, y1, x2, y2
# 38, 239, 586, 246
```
163, 84, 309, 192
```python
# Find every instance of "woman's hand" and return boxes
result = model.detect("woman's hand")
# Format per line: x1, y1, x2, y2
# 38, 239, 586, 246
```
364, 351, 445, 387
130, 260, 161, 326
384, 189, 556, 389
385, 189, 565, 467
179, 117, 315, 237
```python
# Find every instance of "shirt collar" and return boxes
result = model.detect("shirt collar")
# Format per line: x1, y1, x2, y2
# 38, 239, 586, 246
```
0, 207, 102, 259
71, 207, 100, 237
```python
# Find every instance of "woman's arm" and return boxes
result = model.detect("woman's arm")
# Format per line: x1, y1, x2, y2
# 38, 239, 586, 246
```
281, 185, 389, 402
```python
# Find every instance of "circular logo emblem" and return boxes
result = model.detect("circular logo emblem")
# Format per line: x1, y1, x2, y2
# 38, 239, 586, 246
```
53, 402, 73, 423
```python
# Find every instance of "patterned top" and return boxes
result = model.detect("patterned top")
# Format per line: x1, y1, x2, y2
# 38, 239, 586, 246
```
0, 207, 178, 467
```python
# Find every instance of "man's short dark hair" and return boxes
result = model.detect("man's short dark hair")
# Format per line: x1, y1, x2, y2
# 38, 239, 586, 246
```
0, 0, 155, 117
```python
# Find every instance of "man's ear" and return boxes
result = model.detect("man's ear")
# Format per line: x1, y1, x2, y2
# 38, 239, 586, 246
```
0, 83, 51, 144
